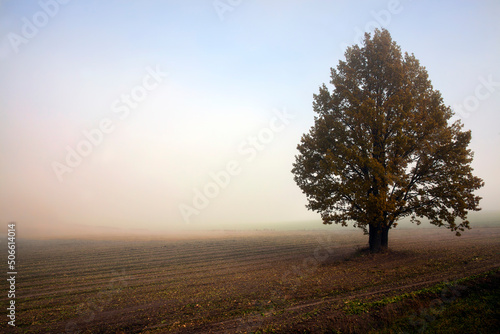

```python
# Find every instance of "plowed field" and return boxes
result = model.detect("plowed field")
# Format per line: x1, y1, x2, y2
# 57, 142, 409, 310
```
5, 227, 500, 333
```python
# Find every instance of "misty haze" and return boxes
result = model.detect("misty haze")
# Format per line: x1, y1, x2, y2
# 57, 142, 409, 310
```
1, 1, 499, 333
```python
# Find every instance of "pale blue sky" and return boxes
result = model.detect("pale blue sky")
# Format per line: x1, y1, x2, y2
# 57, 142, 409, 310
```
1, 0, 499, 236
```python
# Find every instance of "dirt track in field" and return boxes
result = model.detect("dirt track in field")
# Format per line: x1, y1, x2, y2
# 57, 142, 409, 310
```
6, 226, 500, 333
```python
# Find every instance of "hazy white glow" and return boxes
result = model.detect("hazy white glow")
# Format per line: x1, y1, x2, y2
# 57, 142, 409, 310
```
0, 0, 499, 237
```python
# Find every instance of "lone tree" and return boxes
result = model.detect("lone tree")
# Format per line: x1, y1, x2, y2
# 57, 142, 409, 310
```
292, 29, 484, 253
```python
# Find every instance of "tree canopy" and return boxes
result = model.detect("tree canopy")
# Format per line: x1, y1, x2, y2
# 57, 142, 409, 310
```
292, 29, 484, 253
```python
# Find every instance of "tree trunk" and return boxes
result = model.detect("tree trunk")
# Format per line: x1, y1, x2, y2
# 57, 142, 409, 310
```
381, 225, 389, 250
369, 224, 389, 253
369, 224, 381, 253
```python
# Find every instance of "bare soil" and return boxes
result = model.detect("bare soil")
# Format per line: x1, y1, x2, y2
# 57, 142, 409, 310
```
4, 226, 500, 333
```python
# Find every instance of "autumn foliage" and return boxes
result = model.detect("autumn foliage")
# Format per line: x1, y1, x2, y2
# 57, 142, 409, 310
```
292, 29, 484, 253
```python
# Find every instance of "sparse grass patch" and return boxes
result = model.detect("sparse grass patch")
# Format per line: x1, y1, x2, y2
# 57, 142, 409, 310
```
375, 269, 500, 334
10, 228, 500, 333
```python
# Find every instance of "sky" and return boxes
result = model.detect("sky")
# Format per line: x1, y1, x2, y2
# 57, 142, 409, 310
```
1, 0, 499, 237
